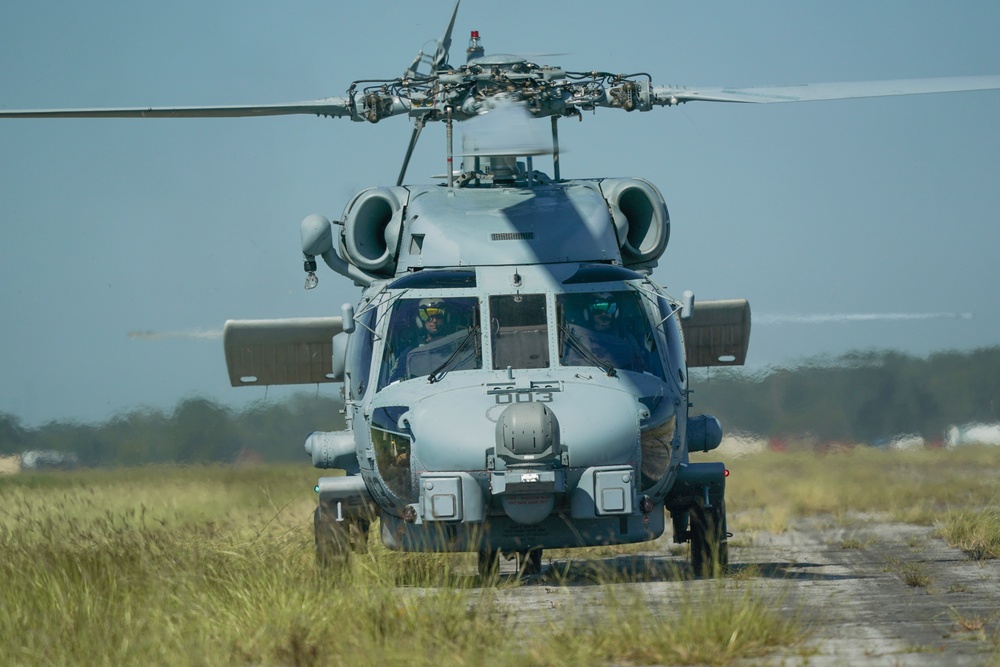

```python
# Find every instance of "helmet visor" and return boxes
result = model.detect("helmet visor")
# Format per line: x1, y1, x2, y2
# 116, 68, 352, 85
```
588, 298, 618, 316
418, 304, 447, 321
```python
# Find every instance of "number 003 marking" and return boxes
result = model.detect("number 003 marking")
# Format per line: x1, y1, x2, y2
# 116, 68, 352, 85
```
494, 391, 554, 404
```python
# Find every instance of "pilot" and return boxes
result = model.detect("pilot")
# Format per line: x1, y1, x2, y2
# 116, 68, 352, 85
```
397, 299, 456, 378
565, 293, 648, 371
415, 298, 451, 343
383, 299, 447, 383
587, 292, 618, 333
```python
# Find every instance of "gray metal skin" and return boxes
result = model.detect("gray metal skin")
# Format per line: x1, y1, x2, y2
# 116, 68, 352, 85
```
276, 162, 744, 568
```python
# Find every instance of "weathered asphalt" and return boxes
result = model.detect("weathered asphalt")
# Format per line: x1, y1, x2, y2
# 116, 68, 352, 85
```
485, 513, 1000, 665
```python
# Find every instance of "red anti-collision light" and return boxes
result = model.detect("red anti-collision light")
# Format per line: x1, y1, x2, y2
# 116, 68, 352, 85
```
724, 469, 730, 477
471, 30, 480, 39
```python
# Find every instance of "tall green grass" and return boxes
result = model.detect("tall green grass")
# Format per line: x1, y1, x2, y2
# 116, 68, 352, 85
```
717, 445, 1000, 531
534, 585, 800, 667
4, 448, 997, 664
0, 465, 501, 665
939, 508, 1000, 560
0, 464, 801, 666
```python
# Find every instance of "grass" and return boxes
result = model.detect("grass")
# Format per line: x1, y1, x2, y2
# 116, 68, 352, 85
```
899, 562, 932, 587
0, 465, 497, 666
539, 584, 802, 667
838, 536, 870, 550
951, 609, 989, 639
711, 445, 1000, 532
938, 508, 1000, 560
6, 445, 996, 665
0, 464, 801, 666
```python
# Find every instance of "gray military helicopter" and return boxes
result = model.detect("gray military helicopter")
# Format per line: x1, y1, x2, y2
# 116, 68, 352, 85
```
4, 1, 998, 578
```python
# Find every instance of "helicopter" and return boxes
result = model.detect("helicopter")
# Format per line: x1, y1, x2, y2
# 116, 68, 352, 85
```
3, 1, 999, 577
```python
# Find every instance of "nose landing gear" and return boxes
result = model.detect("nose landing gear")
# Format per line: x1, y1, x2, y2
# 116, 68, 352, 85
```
476, 548, 544, 577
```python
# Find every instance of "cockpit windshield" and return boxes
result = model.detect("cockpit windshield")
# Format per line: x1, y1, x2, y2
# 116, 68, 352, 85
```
557, 290, 664, 377
378, 296, 481, 388
490, 293, 549, 370
376, 289, 663, 385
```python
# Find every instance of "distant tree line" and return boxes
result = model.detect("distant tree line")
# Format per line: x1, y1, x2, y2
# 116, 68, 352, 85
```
2, 348, 998, 465
690, 346, 1000, 444
0, 394, 344, 468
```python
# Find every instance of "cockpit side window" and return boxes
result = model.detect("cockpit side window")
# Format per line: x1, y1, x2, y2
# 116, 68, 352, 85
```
557, 290, 665, 377
657, 296, 687, 389
489, 294, 550, 370
378, 296, 481, 388
346, 307, 377, 400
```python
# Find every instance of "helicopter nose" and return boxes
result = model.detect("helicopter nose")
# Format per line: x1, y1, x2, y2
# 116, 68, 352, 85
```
495, 401, 560, 463
493, 402, 563, 525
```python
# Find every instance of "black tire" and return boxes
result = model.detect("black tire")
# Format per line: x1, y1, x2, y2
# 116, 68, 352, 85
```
517, 549, 543, 576
314, 507, 369, 567
477, 548, 499, 579
690, 500, 728, 578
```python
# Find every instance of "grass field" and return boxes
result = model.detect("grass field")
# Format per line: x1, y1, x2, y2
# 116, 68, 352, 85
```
716, 444, 1000, 547
1, 446, 997, 665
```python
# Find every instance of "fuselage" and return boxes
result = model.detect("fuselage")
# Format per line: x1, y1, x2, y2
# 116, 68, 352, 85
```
325, 175, 695, 551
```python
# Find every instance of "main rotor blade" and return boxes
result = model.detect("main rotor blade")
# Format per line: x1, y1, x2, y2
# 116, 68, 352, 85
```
403, 0, 461, 78
653, 75, 1000, 105
433, 0, 462, 71
0, 98, 352, 119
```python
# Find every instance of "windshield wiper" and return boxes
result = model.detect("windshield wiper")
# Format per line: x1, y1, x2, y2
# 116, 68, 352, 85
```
427, 325, 480, 384
559, 324, 617, 377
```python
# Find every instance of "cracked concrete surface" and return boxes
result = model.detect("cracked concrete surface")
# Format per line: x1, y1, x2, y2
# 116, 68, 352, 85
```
741, 516, 1000, 665
487, 513, 1000, 665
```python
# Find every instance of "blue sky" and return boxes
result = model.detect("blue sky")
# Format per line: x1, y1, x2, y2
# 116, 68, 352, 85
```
1, 0, 998, 426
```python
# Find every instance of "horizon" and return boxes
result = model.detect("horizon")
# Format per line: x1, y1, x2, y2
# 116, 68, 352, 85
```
4, 343, 999, 429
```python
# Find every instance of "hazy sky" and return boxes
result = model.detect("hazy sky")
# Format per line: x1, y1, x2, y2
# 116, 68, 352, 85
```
2, 0, 998, 426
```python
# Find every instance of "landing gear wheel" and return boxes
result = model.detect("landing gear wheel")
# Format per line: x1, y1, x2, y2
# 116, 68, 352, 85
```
516, 549, 543, 576
477, 548, 499, 578
690, 500, 729, 578
313, 507, 369, 568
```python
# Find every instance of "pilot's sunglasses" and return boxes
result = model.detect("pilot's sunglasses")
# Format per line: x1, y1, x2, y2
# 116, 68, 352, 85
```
589, 300, 618, 315
418, 305, 447, 321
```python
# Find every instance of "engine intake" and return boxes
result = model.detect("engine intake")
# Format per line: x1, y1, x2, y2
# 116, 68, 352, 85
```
341, 186, 408, 275
599, 178, 670, 269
